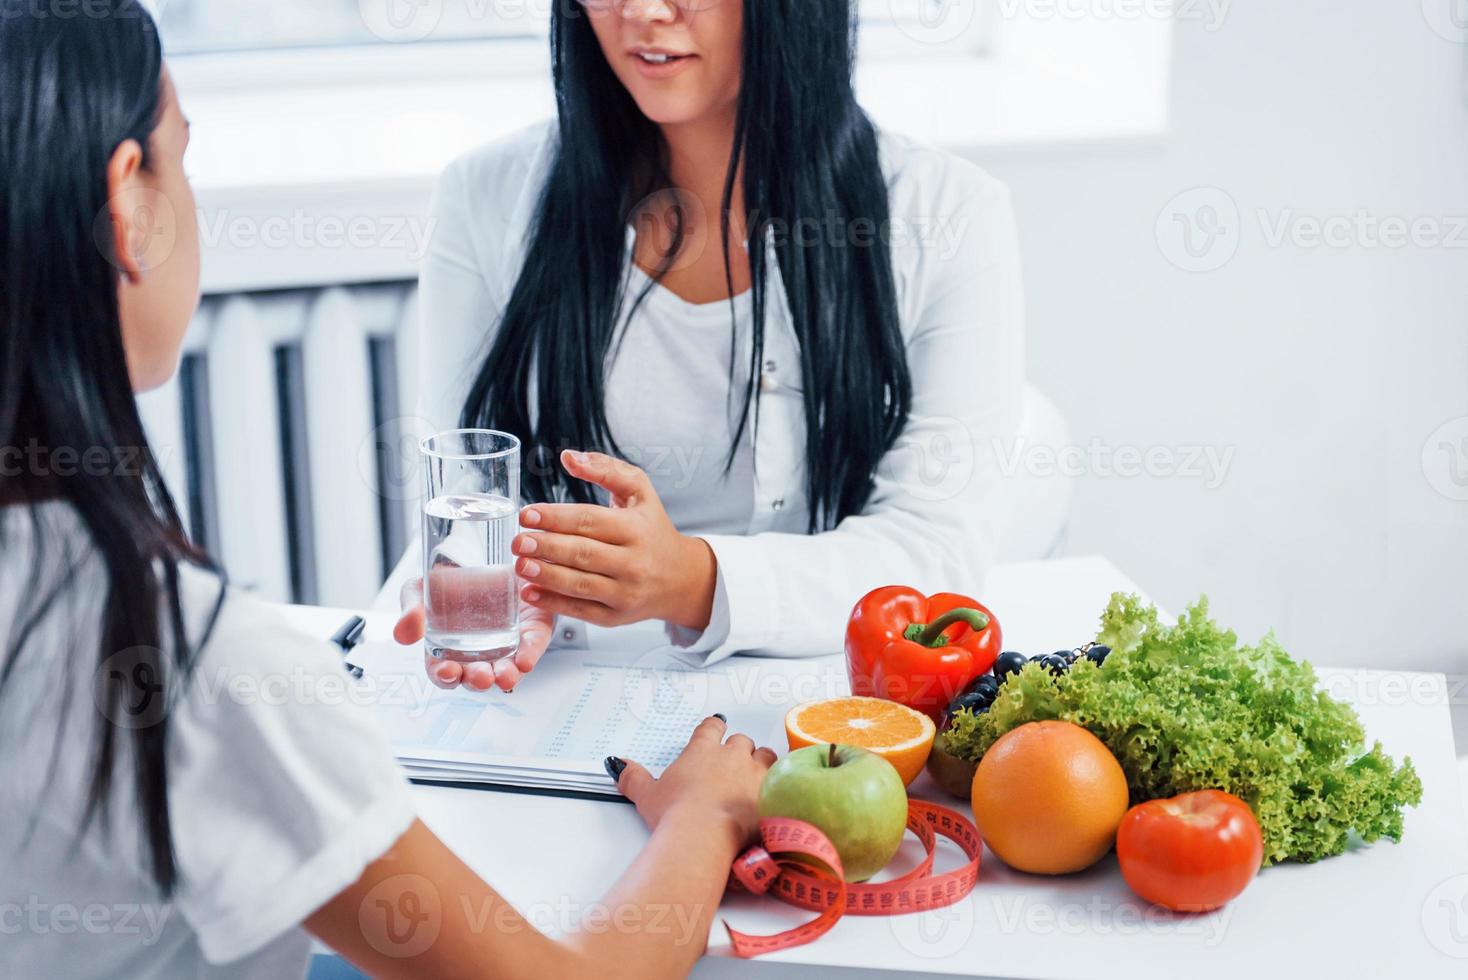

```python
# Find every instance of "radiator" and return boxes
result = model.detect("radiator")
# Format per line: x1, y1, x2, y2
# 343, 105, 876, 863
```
136, 282, 421, 608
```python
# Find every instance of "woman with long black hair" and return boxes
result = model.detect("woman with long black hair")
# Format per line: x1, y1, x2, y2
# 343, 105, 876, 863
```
392, 0, 1024, 693
2, 3, 779, 976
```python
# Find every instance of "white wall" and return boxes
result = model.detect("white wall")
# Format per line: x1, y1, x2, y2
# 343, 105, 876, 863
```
972, 1, 1468, 681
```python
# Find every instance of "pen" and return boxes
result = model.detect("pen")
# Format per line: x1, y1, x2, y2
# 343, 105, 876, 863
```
330, 615, 366, 680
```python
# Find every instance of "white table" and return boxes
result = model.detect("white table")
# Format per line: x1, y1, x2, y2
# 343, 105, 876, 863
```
289, 557, 1468, 979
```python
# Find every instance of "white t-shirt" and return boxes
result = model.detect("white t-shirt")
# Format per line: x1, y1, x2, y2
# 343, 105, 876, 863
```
403, 121, 1026, 662
0, 502, 416, 979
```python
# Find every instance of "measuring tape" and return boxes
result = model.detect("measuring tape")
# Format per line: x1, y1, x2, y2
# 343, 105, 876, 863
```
723, 799, 983, 957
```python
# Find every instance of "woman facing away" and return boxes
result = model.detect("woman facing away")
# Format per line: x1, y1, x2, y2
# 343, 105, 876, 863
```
0, 4, 774, 978
389, 0, 1026, 692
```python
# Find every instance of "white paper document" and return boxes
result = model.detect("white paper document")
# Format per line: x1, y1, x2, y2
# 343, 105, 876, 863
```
352, 625, 848, 795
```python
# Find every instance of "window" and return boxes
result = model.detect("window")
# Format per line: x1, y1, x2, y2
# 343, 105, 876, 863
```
157, 0, 550, 54
156, 0, 988, 57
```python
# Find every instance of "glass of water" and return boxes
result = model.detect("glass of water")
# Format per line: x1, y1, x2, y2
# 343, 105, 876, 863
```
421, 429, 521, 664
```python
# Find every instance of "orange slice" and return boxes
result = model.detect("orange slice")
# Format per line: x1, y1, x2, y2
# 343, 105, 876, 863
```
784, 696, 936, 786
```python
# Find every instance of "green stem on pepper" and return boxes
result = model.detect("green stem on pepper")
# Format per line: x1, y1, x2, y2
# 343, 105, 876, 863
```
903, 608, 991, 647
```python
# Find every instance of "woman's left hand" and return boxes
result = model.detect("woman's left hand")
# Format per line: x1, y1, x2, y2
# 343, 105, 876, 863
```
514, 450, 718, 632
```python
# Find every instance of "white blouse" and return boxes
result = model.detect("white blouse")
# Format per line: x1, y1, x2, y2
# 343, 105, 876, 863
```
411, 121, 1025, 663
0, 503, 415, 976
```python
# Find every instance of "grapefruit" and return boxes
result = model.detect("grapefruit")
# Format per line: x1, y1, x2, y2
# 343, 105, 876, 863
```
970, 720, 1129, 874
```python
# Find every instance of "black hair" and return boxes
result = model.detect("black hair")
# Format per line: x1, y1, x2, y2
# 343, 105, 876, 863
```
0, 0, 216, 895
460, 0, 911, 532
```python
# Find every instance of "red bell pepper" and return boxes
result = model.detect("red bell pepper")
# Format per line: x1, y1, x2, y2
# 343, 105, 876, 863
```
845, 586, 1002, 722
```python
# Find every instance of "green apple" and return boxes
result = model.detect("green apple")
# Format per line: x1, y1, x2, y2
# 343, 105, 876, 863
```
758, 744, 908, 882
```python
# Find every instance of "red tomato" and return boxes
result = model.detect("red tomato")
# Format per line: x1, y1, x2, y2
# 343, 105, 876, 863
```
1116, 790, 1264, 912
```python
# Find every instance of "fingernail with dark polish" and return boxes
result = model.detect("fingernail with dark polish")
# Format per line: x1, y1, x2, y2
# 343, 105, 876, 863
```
713, 713, 727, 723
604, 756, 627, 781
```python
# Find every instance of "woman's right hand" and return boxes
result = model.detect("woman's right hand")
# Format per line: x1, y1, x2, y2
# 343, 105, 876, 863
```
611, 715, 777, 845
393, 575, 556, 693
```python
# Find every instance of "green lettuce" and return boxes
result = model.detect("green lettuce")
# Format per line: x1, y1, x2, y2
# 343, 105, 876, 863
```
943, 593, 1423, 864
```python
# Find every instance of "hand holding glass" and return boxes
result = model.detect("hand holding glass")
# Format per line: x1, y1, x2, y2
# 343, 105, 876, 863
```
421, 430, 521, 664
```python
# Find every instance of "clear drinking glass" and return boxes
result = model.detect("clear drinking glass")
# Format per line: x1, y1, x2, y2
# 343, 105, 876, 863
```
421, 429, 521, 664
